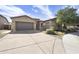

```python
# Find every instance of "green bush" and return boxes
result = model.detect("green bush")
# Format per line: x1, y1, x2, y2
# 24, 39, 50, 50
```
46, 30, 56, 35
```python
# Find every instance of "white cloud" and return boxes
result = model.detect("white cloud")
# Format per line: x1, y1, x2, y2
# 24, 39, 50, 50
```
0, 5, 26, 17
0, 5, 28, 22
33, 5, 55, 19
64, 5, 77, 8
0, 5, 55, 22
32, 8, 38, 13
0, 5, 42, 18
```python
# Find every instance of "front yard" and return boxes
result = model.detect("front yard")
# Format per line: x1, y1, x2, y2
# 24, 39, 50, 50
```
46, 27, 79, 38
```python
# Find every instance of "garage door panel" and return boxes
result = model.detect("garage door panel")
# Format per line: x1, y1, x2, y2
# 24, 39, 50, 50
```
16, 22, 34, 30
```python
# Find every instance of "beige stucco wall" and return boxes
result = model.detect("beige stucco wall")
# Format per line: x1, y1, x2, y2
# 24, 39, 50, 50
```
0, 16, 8, 29
39, 22, 42, 30
11, 16, 37, 32
44, 20, 56, 30
45, 21, 52, 29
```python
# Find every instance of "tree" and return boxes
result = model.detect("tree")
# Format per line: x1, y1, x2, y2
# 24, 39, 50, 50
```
76, 16, 79, 25
56, 6, 77, 31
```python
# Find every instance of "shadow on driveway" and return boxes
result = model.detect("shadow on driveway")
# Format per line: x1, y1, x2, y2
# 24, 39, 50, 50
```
10, 30, 43, 34
69, 31, 79, 36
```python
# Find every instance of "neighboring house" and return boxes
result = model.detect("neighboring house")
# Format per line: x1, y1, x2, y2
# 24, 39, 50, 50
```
11, 15, 43, 32
43, 18, 56, 30
0, 15, 11, 30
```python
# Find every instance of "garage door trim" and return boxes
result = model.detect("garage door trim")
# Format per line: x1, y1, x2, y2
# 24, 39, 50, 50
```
15, 22, 34, 30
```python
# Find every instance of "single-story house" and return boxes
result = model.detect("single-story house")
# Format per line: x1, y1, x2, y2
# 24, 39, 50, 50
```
11, 15, 43, 32
0, 15, 11, 30
43, 18, 56, 30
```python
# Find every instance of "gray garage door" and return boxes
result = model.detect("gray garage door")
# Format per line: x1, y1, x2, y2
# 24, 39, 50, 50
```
16, 22, 34, 30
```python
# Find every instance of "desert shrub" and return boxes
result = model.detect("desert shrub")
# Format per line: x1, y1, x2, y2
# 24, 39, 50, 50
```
46, 30, 56, 35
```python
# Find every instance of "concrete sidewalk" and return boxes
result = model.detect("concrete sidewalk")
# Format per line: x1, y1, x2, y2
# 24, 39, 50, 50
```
63, 31, 79, 54
0, 32, 65, 54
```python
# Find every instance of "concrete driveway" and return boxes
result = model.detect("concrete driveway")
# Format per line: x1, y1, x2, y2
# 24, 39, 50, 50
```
0, 31, 65, 54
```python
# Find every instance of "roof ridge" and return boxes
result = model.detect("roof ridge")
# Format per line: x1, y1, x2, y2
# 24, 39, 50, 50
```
0, 15, 9, 23
11, 15, 41, 21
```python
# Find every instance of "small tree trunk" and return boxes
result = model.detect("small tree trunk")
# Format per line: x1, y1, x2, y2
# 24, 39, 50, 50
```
63, 24, 67, 31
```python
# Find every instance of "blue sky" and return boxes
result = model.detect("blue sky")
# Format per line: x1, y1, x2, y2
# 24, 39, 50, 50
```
0, 5, 79, 22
